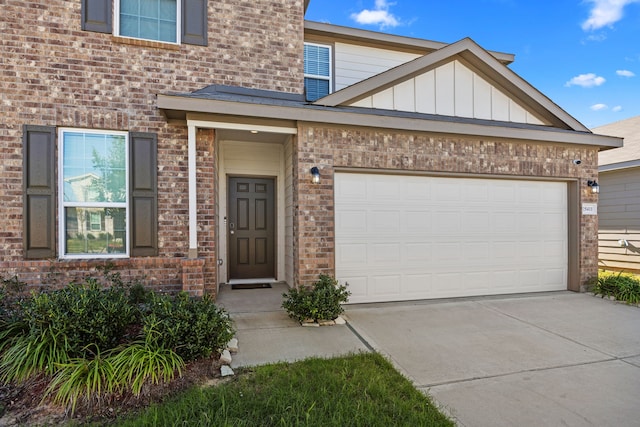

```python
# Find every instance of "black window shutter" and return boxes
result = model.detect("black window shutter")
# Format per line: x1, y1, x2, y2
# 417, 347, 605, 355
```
182, 0, 208, 46
81, 0, 113, 34
129, 132, 158, 257
23, 125, 56, 259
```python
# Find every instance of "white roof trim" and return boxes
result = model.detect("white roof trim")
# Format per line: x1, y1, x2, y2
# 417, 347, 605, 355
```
599, 160, 640, 172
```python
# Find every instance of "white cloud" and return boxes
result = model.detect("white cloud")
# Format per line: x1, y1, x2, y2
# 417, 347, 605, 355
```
565, 73, 606, 87
612, 105, 623, 112
616, 69, 636, 77
351, 0, 400, 28
591, 103, 608, 111
582, 0, 640, 31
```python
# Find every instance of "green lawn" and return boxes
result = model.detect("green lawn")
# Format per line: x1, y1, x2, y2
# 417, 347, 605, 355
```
113, 353, 453, 426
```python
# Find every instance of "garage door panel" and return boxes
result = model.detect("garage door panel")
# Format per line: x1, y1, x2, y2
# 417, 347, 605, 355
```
372, 275, 401, 296
336, 173, 567, 303
463, 242, 490, 260
371, 179, 403, 201
405, 274, 433, 294
405, 211, 432, 232
336, 210, 367, 233
404, 243, 432, 263
463, 181, 489, 202
435, 180, 462, 201
434, 211, 461, 233
405, 181, 431, 200
462, 211, 490, 232
336, 243, 367, 266
371, 243, 401, 264
372, 210, 401, 233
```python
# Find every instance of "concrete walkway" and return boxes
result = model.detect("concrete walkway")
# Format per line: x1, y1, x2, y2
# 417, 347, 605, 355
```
216, 283, 369, 368
217, 285, 640, 426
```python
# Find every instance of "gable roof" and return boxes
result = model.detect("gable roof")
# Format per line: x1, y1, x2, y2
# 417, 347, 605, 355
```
313, 37, 589, 133
595, 115, 640, 171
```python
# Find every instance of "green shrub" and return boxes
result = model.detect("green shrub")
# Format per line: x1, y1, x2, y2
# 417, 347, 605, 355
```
592, 270, 640, 305
19, 279, 136, 358
0, 274, 232, 414
142, 292, 234, 361
282, 275, 350, 323
0, 275, 26, 323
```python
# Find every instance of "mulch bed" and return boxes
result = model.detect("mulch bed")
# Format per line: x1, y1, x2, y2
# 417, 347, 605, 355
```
0, 356, 226, 426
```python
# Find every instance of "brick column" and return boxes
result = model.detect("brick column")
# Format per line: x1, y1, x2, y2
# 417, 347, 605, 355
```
181, 258, 205, 297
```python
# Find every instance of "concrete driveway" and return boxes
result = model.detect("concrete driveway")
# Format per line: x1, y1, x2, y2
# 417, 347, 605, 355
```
344, 292, 640, 427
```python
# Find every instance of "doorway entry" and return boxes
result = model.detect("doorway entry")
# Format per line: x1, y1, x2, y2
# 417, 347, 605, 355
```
227, 177, 276, 280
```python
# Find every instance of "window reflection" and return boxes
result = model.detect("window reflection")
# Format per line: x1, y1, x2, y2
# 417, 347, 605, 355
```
64, 208, 126, 255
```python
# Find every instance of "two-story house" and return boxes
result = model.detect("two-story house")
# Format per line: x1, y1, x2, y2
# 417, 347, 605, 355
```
2, 0, 621, 303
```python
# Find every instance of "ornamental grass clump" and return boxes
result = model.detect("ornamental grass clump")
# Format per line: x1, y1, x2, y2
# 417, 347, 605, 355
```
282, 275, 350, 323
592, 270, 640, 305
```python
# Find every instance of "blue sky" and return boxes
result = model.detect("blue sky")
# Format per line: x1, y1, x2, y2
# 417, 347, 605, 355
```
305, 0, 640, 129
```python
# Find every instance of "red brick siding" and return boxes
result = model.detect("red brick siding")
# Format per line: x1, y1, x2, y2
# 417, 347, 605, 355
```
1, 259, 182, 294
0, 0, 304, 293
294, 125, 600, 288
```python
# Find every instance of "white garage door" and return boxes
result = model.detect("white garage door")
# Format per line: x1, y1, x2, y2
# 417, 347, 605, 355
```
335, 173, 568, 304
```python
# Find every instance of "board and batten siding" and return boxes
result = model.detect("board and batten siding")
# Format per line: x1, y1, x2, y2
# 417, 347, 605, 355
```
348, 60, 546, 125
334, 42, 421, 91
598, 167, 640, 272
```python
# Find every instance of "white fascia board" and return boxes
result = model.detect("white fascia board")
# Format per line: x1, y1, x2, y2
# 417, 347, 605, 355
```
599, 160, 640, 172
187, 119, 297, 134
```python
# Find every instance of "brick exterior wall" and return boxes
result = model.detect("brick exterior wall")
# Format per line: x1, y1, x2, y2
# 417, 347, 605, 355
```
0, 1, 304, 293
294, 125, 600, 288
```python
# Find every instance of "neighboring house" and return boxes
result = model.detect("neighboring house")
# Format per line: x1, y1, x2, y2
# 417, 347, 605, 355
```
2, 0, 621, 303
594, 116, 640, 272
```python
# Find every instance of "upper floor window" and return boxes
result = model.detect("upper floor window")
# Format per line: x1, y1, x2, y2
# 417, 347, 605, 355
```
304, 43, 332, 102
116, 0, 179, 43
81, 0, 208, 46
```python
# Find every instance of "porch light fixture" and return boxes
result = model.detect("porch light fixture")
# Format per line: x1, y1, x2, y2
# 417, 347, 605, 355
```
587, 180, 600, 194
310, 166, 320, 184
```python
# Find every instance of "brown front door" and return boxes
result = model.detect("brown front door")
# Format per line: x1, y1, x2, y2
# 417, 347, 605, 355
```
228, 177, 276, 279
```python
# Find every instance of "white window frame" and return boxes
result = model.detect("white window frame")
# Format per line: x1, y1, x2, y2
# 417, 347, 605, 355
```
304, 42, 333, 99
58, 128, 130, 259
114, 0, 182, 44
89, 211, 102, 231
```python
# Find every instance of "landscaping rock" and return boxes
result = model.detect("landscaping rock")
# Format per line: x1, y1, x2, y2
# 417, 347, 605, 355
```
334, 316, 346, 325
220, 349, 233, 364
319, 319, 335, 326
227, 338, 239, 353
220, 365, 234, 377
302, 321, 319, 327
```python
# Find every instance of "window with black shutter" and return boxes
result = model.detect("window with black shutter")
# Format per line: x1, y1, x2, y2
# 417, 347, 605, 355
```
81, 0, 207, 46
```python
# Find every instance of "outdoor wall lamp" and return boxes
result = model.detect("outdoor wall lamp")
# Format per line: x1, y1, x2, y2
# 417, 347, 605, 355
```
587, 180, 600, 194
310, 167, 320, 184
